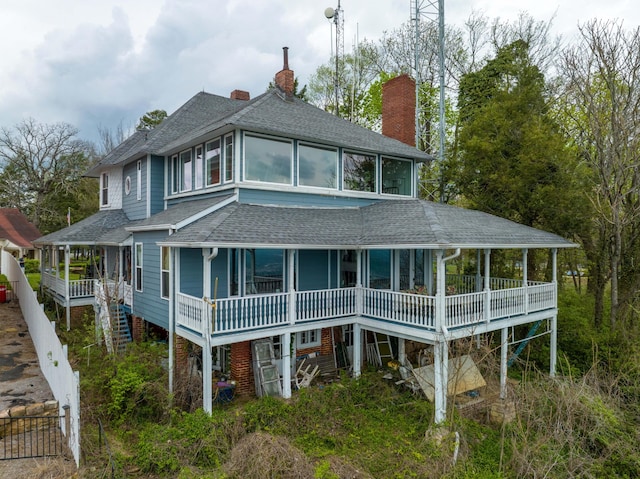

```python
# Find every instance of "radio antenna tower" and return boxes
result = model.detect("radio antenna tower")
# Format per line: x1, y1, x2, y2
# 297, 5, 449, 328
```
412, 0, 445, 202
325, 1, 344, 116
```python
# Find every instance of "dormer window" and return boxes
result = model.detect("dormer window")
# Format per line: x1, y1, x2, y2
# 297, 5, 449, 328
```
206, 139, 221, 186
101, 172, 109, 206
343, 152, 376, 192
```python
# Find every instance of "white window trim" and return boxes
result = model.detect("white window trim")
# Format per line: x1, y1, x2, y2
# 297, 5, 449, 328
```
297, 142, 339, 190
160, 246, 169, 300
242, 132, 294, 185
136, 160, 142, 200
342, 150, 378, 193
101, 172, 109, 207
179, 148, 193, 192
205, 138, 222, 187
135, 242, 143, 292
297, 329, 321, 348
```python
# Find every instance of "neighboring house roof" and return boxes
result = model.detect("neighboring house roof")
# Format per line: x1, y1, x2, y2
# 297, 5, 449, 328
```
157, 199, 575, 250
33, 210, 132, 246
0, 209, 41, 250
87, 88, 432, 176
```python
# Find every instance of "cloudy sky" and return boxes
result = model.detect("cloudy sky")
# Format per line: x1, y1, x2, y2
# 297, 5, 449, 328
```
0, 0, 636, 145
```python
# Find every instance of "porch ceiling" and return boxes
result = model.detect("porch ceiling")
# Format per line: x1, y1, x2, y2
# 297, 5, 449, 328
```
158, 199, 576, 250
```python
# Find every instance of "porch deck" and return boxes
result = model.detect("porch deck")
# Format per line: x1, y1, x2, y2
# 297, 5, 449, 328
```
41, 273, 132, 307
176, 279, 556, 342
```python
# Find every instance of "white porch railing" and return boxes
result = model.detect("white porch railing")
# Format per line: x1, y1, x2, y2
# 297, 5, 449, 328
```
41, 272, 94, 298
216, 292, 289, 334
362, 289, 435, 330
296, 288, 357, 322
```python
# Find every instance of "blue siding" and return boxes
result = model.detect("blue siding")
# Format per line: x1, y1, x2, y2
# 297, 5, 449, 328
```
122, 158, 147, 220
149, 155, 165, 215
211, 250, 229, 298
179, 249, 203, 297
298, 250, 329, 291
330, 250, 339, 288
238, 188, 376, 208
132, 230, 169, 330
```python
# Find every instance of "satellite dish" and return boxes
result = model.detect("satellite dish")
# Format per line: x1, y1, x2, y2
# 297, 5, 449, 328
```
324, 7, 335, 19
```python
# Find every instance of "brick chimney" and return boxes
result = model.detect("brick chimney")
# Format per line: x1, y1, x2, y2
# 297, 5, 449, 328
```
274, 46, 294, 97
382, 74, 416, 147
230, 89, 250, 100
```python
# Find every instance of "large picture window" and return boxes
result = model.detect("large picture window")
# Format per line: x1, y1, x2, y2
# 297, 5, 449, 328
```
206, 139, 221, 186
382, 157, 412, 196
180, 149, 192, 191
343, 152, 376, 192
244, 134, 292, 184
298, 144, 337, 188
246, 249, 283, 295
135, 243, 143, 292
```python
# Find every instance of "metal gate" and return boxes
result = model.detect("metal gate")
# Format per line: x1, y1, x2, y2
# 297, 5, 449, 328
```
1, 414, 65, 460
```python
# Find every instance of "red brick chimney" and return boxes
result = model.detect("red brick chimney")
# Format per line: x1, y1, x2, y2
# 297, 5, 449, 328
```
230, 89, 250, 100
382, 74, 416, 147
274, 46, 294, 97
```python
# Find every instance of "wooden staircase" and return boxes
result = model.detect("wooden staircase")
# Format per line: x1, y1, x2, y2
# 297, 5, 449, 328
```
109, 304, 132, 354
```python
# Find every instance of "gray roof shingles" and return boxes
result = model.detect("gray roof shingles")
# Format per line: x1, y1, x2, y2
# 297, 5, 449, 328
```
34, 210, 132, 246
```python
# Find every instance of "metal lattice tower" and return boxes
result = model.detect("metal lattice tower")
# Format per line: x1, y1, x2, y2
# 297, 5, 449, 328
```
325, 1, 344, 116
412, 0, 445, 202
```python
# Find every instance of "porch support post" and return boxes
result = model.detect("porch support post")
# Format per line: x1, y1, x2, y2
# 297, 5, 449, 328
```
356, 250, 363, 315
435, 250, 445, 332
282, 332, 292, 398
202, 248, 216, 415
409, 250, 415, 290
484, 249, 491, 323
522, 248, 529, 314
425, 250, 434, 295
288, 249, 296, 325
550, 248, 558, 377
168, 247, 175, 394
65, 245, 71, 331
398, 338, 406, 367
475, 249, 482, 292
352, 322, 362, 378
433, 339, 448, 424
500, 327, 508, 399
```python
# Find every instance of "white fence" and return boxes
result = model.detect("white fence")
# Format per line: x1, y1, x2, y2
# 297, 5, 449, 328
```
2, 252, 80, 466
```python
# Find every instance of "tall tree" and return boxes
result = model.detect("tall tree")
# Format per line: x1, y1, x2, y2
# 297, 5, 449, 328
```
454, 40, 586, 279
136, 109, 167, 130
560, 20, 640, 327
0, 119, 96, 233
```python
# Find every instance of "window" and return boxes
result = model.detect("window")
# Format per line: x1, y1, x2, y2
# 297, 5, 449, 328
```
343, 152, 376, 192
382, 157, 412, 196
180, 149, 192, 191
124, 176, 131, 196
101, 173, 109, 206
246, 249, 283, 294
194, 146, 203, 189
137, 160, 142, 200
298, 144, 337, 188
171, 155, 179, 193
369, 249, 391, 289
224, 134, 234, 182
297, 329, 321, 348
206, 139, 221, 186
161, 247, 170, 299
135, 243, 143, 292
244, 134, 292, 184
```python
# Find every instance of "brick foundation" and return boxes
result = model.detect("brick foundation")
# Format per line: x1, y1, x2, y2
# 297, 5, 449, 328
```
230, 341, 254, 396
175, 336, 190, 374
131, 315, 145, 342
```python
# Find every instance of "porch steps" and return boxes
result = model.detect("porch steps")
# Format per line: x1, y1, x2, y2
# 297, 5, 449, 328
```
507, 320, 543, 367
109, 304, 132, 354
252, 339, 282, 397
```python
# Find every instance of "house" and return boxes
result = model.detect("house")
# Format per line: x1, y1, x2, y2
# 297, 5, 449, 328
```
34, 48, 574, 423
0, 208, 42, 269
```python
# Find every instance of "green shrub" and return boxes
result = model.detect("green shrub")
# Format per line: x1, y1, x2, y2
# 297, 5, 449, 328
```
24, 258, 39, 274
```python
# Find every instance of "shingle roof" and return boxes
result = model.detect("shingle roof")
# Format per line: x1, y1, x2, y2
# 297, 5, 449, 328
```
0, 209, 41, 248
91, 88, 432, 172
160, 199, 575, 250
33, 210, 132, 246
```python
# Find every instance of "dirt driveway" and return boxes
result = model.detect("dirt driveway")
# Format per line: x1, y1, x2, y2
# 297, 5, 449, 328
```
0, 300, 77, 477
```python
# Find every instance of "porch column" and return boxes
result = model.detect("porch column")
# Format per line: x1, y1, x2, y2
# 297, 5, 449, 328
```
398, 338, 406, 367
65, 245, 71, 331
282, 332, 292, 398
202, 248, 217, 414
550, 248, 558, 377
168, 247, 175, 394
475, 250, 482, 292
425, 250, 434, 295
356, 250, 363, 315
500, 327, 508, 399
352, 322, 362, 378
435, 250, 445, 332
288, 249, 296, 325
484, 249, 491, 323
522, 248, 528, 314
433, 339, 448, 424
409, 250, 415, 290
